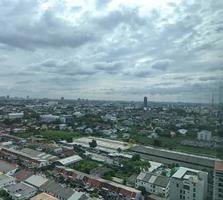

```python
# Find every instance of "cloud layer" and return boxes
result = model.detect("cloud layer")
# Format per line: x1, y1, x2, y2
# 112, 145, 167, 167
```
0, 0, 222, 103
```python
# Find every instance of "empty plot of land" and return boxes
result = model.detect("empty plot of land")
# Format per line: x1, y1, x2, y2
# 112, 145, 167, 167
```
72, 137, 132, 152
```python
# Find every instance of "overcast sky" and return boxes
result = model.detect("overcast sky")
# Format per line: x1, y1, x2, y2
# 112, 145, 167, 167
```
0, 0, 222, 103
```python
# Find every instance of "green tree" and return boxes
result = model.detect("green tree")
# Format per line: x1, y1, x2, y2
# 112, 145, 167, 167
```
137, 186, 147, 196
117, 147, 122, 153
89, 139, 97, 148
132, 154, 140, 161
153, 139, 162, 147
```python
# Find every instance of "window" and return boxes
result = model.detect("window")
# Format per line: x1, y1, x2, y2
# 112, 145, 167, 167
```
183, 185, 190, 190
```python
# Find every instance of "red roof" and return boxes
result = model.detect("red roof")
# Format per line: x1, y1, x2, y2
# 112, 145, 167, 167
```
119, 188, 136, 198
87, 177, 102, 188
215, 161, 223, 172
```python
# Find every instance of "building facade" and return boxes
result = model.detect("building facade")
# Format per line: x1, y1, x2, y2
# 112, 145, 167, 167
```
213, 161, 223, 200
169, 167, 208, 200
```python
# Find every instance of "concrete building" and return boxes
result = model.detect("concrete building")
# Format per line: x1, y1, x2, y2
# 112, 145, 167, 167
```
0, 147, 58, 168
5, 182, 37, 200
0, 173, 16, 188
169, 167, 208, 200
8, 112, 24, 120
53, 155, 82, 166
40, 180, 87, 200
24, 175, 48, 189
136, 172, 170, 199
213, 161, 223, 200
197, 130, 212, 141
130, 145, 218, 199
40, 114, 60, 123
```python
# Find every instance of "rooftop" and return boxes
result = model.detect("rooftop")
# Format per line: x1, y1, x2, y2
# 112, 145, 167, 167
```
21, 148, 58, 162
5, 182, 37, 198
215, 161, 223, 172
56, 155, 82, 166
154, 176, 170, 188
40, 180, 75, 200
172, 167, 199, 179
25, 175, 48, 188
31, 192, 58, 200
0, 174, 15, 182
0, 160, 17, 173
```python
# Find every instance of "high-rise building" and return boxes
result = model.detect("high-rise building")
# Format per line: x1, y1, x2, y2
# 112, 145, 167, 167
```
169, 167, 208, 200
213, 161, 223, 200
144, 96, 148, 110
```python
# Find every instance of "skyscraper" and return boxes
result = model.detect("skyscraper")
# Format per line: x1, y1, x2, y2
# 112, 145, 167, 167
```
144, 96, 148, 110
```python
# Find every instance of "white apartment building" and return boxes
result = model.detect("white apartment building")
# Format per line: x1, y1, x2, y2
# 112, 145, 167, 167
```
8, 112, 24, 120
136, 172, 170, 199
169, 167, 208, 200
197, 130, 212, 141
213, 161, 223, 200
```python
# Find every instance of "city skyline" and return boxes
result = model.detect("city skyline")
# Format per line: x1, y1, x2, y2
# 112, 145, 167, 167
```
0, 0, 222, 103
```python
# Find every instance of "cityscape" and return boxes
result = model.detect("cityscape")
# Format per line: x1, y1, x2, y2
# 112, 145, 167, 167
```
0, 0, 223, 200
0, 96, 222, 200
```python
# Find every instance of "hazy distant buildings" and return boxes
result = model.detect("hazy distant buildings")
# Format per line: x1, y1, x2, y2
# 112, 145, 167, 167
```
144, 96, 148, 110
213, 161, 223, 200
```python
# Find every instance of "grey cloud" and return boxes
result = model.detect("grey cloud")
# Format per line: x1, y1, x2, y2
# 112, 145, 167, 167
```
94, 8, 147, 31
0, 1, 97, 50
94, 61, 124, 74
29, 59, 97, 76
151, 59, 173, 71
0, 0, 222, 102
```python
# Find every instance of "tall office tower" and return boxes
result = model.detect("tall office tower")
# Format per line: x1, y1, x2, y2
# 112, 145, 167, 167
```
169, 167, 208, 200
144, 96, 148, 110
213, 161, 223, 200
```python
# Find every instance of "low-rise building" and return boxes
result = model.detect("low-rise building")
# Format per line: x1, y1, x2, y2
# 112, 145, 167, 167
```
24, 175, 48, 189
40, 180, 87, 200
40, 114, 59, 123
0, 173, 16, 188
54, 155, 82, 166
136, 172, 170, 199
197, 130, 212, 141
54, 166, 142, 200
169, 167, 208, 200
0, 148, 58, 168
8, 112, 24, 120
0, 160, 18, 175
5, 182, 37, 200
